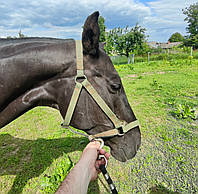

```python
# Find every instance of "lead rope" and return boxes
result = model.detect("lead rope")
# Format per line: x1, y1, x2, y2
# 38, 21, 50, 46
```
96, 139, 118, 194
62, 125, 90, 138
99, 164, 118, 194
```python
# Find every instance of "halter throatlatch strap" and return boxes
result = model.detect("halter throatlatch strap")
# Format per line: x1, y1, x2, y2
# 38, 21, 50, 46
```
62, 40, 139, 139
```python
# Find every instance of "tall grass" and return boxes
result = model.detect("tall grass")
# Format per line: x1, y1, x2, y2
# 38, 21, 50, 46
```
111, 50, 198, 64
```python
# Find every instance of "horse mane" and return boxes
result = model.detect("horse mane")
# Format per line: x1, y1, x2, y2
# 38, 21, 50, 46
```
0, 37, 74, 59
0, 37, 73, 45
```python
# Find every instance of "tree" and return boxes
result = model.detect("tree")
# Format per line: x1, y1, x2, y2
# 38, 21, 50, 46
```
18, 30, 25, 38
6, 30, 26, 39
183, 2, 198, 37
183, 2, 198, 48
183, 34, 198, 49
98, 16, 106, 42
105, 24, 147, 61
104, 30, 115, 55
168, 32, 184, 42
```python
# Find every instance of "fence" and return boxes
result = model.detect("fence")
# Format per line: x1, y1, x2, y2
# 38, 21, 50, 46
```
110, 48, 197, 65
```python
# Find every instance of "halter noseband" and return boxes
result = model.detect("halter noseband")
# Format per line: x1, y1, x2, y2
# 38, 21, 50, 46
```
61, 40, 139, 141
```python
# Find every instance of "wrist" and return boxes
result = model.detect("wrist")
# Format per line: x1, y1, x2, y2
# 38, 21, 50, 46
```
77, 157, 92, 182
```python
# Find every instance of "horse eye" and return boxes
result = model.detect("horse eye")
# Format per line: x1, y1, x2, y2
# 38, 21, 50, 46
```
111, 83, 121, 90
93, 70, 102, 77
96, 73, 102, 77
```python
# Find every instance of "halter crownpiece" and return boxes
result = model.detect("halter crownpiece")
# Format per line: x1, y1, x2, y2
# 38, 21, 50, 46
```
61, 40, 139, 141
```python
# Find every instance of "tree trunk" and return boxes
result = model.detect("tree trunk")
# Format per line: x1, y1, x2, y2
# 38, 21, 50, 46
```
128, 57, 130, 64
126, 52, 130, 64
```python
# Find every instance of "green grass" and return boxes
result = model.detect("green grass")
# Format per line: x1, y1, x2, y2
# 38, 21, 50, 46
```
0, 57, 197, 193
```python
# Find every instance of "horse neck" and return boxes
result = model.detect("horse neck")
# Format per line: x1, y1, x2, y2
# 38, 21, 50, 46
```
0, 39, 76, 109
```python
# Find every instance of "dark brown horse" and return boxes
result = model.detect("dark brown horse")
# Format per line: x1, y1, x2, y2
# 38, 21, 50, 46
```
0, 11, 141, 162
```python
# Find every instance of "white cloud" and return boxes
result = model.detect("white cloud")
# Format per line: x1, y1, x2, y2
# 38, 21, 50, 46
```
0, 24, 83, 39
142, 0, 198, 41
0, 0, 150, 39
0, 0, 197, 41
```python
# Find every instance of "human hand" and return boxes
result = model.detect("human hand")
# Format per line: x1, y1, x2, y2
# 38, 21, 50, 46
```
80, 141, 110, 181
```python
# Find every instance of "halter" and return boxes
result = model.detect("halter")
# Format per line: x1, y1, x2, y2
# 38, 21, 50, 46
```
61, 40, 139, 141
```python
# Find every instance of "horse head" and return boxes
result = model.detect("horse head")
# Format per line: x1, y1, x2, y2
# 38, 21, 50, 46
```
58, 12, 141, 162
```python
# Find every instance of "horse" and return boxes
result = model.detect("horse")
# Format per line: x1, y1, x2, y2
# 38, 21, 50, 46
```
0, 11, 141, 163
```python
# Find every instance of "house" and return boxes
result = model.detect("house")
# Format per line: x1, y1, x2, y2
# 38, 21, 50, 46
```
147, 41, 182, 49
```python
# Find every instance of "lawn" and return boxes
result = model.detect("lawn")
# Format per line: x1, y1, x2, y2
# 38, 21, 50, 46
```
0, 57, 197, 193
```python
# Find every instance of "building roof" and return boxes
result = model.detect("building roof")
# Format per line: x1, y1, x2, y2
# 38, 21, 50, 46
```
147, 41, 182, 49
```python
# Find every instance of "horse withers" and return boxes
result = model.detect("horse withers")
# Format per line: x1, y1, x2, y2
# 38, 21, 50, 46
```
0, 11, 141, 162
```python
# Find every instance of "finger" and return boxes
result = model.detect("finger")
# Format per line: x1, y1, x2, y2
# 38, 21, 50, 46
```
99, 149, 110, 160
95, 160, 102, 169
96, 159, 104, 168
104, 152, 110, 159
99, 149, 106, 155
96, 157, 107, 167
86, 141, 101, 150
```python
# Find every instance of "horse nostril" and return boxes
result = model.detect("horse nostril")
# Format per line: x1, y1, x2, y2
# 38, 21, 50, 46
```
111, 83, 121, 90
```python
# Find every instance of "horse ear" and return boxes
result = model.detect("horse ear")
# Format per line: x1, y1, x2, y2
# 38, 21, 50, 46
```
82, 11, 100, 57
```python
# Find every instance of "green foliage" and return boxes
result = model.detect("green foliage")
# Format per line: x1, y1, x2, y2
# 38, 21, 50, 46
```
104, 29, 115, 55
105, 24, 147, 57
183, 2, 198, 37
183, 34, 198, 49
40, 154, 73, 193
98, 16, 106, 42
150, 79, 162, 90
6, 30, 26, 39
6, 36, 17, 39
171, 102, 196, 120
183, 2, 198, 48
18, 30, 25, 38
168, 32, 184, 42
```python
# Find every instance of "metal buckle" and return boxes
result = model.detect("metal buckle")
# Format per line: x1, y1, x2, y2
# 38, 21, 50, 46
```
61, 122, 68, 128
75, 75, 87, 83
117, 120, 128, 136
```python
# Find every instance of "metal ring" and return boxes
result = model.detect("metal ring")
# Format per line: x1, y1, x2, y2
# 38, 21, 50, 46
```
75, 75, 87, 83
98, 154, 108, 168
117, 126, 125, 136
94, 138, 104, 149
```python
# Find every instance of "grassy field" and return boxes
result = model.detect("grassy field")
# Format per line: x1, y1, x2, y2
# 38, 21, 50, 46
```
0, 56, 197, 193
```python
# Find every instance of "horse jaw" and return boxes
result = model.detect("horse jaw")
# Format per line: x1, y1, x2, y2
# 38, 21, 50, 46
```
105, 127, 141, 162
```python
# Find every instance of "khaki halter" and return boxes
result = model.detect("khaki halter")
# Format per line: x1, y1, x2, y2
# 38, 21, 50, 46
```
61, 40, 139, 141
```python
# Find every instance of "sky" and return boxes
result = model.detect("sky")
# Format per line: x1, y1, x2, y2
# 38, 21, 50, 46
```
0, 0, 197, 42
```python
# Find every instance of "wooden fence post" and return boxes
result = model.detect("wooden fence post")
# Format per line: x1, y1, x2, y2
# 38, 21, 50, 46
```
191, 47, 193, 56
132, 54, 135, 64
148, 52, 150, 63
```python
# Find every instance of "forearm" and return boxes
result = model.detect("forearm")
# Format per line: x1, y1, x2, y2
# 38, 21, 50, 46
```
56, 159, 91, 194
55, 141, 107, 193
